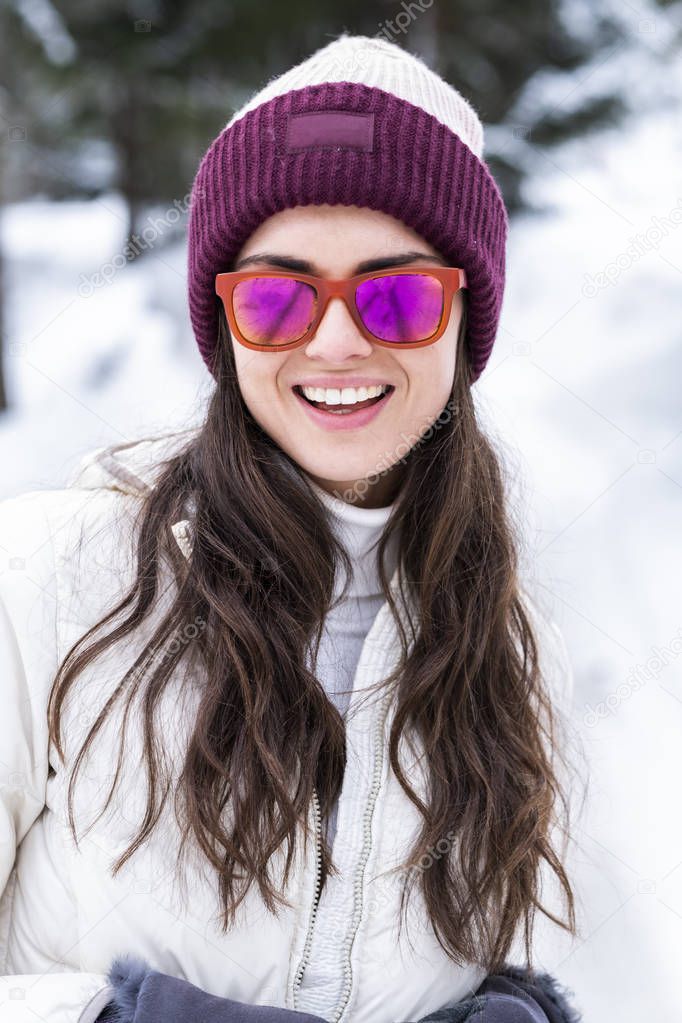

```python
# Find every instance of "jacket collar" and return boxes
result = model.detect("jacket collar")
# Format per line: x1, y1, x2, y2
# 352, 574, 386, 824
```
66, 428, 200, 496
66, 429, 200, 559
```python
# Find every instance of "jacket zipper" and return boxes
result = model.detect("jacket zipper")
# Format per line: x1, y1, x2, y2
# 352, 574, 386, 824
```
291, 689, 392, 1021
291, 786, 323, 1009
332, 693, 391, 1022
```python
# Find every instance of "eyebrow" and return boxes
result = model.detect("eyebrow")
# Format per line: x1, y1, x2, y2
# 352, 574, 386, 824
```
233, 250, 448, 274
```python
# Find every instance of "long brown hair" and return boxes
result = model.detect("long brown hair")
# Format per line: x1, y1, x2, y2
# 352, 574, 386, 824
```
47, 287, 582, 974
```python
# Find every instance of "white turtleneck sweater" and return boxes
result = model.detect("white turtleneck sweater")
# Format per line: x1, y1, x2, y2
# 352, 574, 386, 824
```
304, 477, 400, 850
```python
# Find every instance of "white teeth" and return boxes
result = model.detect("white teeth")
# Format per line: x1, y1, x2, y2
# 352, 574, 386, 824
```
299, 384, 390, 405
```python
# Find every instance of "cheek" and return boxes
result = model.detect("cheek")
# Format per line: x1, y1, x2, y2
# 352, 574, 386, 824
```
232, 347, 287, 411
394, 344, 457, 438
240, 380, 282, 425
401, 342, 456, 403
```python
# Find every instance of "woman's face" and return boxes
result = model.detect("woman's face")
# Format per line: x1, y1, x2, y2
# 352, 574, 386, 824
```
230, 204, 464, 507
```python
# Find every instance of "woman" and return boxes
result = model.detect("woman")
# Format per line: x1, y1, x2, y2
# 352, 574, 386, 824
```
0, 33, 582, 1023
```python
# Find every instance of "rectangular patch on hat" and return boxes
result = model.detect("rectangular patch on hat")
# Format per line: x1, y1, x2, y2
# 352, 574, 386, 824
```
284, 110, 375, 153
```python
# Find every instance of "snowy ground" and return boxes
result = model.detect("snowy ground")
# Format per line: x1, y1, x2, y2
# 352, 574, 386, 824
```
1, 28, 681, 1022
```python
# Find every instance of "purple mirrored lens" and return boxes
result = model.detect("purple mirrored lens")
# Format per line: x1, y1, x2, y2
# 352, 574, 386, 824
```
356, 273, 444, 343
233, 277, 316, 345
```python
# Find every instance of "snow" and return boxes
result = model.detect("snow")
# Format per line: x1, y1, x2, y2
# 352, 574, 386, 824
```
0, 193, 209, 490
1, 43, 680, 1021
475, 82, 682, 1017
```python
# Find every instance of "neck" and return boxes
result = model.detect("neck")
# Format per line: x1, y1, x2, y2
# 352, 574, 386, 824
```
305, 464, 406, 509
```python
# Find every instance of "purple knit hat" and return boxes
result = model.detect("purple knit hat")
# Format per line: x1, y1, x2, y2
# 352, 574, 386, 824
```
187, 34, 508, 384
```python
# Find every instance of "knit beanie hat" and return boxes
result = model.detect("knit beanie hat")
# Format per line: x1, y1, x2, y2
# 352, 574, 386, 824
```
187, 33, 508, 384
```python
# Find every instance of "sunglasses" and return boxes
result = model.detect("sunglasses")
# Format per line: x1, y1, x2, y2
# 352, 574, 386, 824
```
214, 266, 467, 353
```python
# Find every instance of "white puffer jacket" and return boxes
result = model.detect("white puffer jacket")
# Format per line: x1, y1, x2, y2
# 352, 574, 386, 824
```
0, 430, 574, 1023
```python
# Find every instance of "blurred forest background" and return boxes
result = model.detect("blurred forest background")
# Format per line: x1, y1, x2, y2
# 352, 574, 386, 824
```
1, 0, 680, 409
1, 2, 682, 1020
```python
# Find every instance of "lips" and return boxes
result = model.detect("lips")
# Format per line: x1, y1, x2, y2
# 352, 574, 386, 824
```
292, 383, 395, 430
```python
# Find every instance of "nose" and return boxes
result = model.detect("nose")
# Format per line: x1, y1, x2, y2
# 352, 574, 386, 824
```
303, 295, 374, 359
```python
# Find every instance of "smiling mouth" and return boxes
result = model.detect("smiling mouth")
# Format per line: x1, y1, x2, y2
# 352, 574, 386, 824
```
293, 385, 395, 413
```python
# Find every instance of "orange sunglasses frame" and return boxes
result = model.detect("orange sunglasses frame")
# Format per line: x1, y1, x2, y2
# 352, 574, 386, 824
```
214, 266, 468, 353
